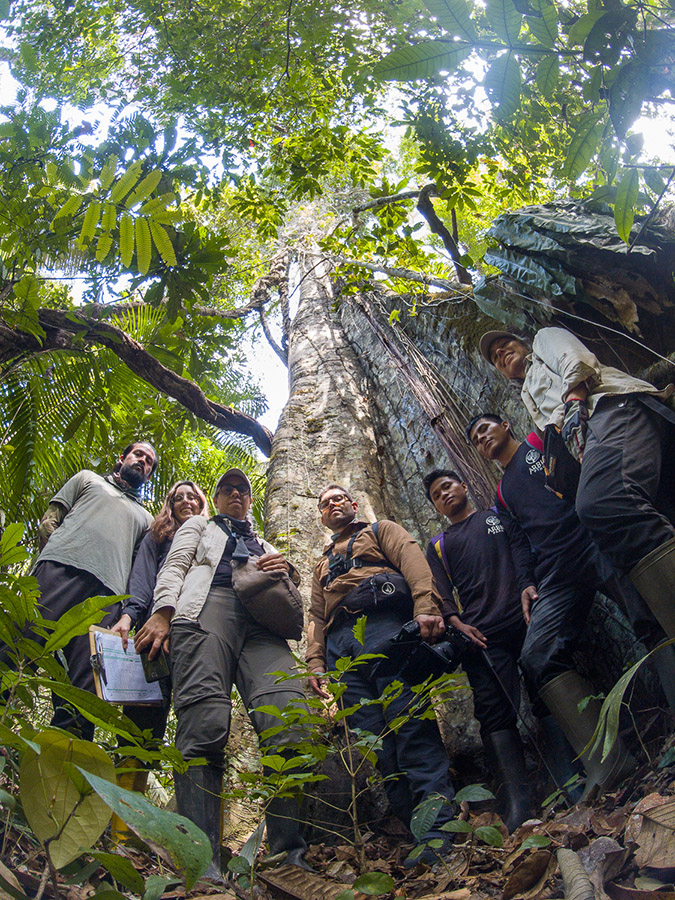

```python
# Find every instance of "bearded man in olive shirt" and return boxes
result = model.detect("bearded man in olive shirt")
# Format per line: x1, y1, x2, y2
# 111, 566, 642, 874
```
30, 442, 157, 739
308, 484, 456, 866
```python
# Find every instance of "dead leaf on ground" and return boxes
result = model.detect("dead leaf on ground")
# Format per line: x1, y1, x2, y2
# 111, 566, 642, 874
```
324, 859, 357, 883
414, 892, 472, 900
627, 796, 675, 869
591, 807, 632, 838
502, 850, 552, 899
607, 884, 675, 900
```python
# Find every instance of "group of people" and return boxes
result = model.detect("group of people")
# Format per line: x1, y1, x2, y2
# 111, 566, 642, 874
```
14, 325, 675, 878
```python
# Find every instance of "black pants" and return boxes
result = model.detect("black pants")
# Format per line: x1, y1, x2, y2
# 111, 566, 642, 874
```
33, 561, 116, 740
519, 545, 626, 692
326, 607, 456, 835
462, 619, 545, 736
576, 395, 675, 572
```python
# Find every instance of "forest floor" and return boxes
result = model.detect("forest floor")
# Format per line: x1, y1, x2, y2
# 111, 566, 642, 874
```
5, 726, 675, 900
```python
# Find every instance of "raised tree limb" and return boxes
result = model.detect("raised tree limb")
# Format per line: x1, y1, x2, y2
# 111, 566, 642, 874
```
416, 184, 473, 285
1, 310, 274, 456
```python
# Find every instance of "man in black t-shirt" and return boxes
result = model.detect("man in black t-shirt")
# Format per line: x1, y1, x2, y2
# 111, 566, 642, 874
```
467, 414, 635, 801
424, 470, 578, 828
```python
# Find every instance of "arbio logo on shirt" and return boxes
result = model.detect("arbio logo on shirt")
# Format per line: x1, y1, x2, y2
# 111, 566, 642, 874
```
485, 514, 504, 535
525, 447, 545, 475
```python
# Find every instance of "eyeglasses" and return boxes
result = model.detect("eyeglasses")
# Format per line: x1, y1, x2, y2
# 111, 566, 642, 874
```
218, 483, 251, 497
318, 493, 349, 510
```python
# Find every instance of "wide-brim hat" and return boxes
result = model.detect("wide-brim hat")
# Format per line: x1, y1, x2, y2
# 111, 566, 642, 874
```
479, 330, 521, 364
214, 468, 253, 497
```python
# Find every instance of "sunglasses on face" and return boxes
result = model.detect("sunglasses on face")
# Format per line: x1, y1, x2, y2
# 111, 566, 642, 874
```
218, 483, 251, 497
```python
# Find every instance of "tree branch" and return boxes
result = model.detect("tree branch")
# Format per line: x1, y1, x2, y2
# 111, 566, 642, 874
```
326, 254, 464, 292
352, 188, 430, 217
416, 184, 472, 285
258, 305, 288, 364
1, 311, 274, 456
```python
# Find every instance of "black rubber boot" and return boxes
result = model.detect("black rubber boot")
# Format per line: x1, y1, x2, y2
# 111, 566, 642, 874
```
538, 715, 583, 804
539, 671, 635, 802
265, 795, 313, 871
174, 766, 225, 883
650, 642, 675, 712
630, 537, 675, 640
483, 729, 531, 833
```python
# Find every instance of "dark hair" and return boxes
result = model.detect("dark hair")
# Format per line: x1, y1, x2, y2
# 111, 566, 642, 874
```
422, 469, 463, 501
318, 483, 353, 505
119, 441, 159, 474
465, 414, 506, 444
149, 481, 208, 544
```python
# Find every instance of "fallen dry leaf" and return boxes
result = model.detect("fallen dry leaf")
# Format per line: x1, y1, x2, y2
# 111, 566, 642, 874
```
627, 796, 675, 869
607, 884, 675, 900
502, 850, 552, 900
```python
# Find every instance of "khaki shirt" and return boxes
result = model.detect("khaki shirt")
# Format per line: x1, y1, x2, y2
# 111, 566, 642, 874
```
522, 327, 669, 431
37, 471, 152, 594
307, 520, 442, 672
152, 516, 296, 622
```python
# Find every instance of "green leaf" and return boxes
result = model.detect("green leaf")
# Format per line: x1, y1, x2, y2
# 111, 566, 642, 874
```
149, 221, 177, 266
475, 825, 504, 847
126, 170, 163, 209
0, 787, 16, 809
98, 155, 118, 191
32, 679, 144, 740
644, 168, 669, 197
373, 41, 471, 82
614, 168, 639, 242
136, 217, 152, 274
484, 52, 521, 121
410, 793, 445, 841
43, 595, 119, 652
351, 872, 395, 896
0, 0, 10, 19
110, 160, 143, 204
388, 308, 401, 324
143, 876, 183, 900
78, 201, 101, 247
486, 0, 522, 45
519, 834, 552, 850
422, 0, 476, 39
527, 0, 558, 47
536, 54, 559, 97
0, 524, 28, 566
352, 616, 367, 646
455, 783, 495, 802
90, 852, 145, 895
609, 63, 650, 139
96, 233, 114, 263
441, 818, 473, 832
52, 195, 83, 223
119, 214, 135, 268
20, 731, 115, 869
562, 112, 604, 181
568, 9, 605, 46
76, 767, 211, 890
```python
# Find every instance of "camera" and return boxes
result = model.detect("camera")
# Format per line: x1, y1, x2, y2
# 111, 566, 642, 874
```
372, 621, 474, 683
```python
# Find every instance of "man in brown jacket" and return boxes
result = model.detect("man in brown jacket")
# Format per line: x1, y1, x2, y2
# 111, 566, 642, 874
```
308, 484, 456, 866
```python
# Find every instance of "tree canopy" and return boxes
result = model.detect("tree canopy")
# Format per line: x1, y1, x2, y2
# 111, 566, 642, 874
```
1, 0, 674, 527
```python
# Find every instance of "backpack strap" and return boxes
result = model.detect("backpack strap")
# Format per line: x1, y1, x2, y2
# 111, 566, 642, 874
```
496, 480, 513, 517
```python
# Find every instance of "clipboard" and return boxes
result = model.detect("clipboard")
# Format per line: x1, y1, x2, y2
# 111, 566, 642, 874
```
89, 626, 163, 706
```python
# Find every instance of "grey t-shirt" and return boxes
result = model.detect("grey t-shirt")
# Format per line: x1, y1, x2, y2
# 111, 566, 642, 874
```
38, 470, 152, 594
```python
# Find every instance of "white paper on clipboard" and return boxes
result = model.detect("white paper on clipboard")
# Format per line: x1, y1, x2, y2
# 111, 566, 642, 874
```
92, 631, 163, 704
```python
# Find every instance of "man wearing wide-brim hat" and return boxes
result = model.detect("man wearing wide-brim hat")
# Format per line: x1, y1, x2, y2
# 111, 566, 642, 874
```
479, 324, 675, 646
